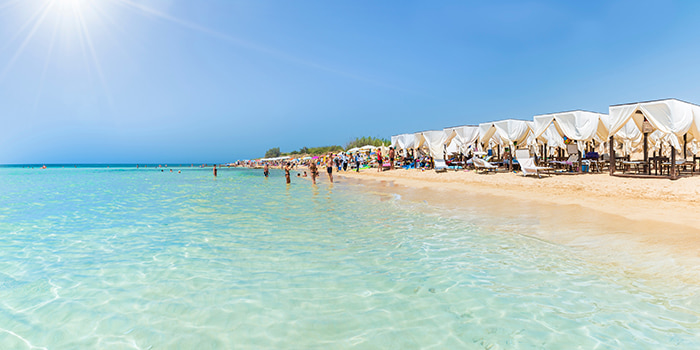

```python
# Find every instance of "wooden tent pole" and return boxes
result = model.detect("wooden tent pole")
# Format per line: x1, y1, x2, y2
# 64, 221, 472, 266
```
544, 143, 548, 162
643, 132, 649, 175
671, 146, 677, 180
609, 136, 615, 176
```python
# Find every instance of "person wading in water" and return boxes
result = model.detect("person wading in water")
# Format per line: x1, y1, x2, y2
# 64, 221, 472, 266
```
326, 154, 334, 183
284, 162, 291, 184
309, 161, 318, 185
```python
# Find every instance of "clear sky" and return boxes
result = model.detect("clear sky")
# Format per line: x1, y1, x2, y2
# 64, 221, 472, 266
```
2, 0, 700, 164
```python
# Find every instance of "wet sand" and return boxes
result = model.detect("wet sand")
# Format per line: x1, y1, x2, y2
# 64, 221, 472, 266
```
339, 169, 700, 285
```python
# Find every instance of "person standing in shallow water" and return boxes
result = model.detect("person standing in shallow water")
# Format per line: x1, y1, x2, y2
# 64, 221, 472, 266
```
213, 164, 217, 177
326, 154, 334, 183
263, 163, 269, 177
284, 162, 291, 184
309, 161, 318, 185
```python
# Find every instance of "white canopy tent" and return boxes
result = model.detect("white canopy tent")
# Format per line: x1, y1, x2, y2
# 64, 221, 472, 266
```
532, 111, 610, 153
260, 156, 291, 162
611, 119, 643, 156
358, 145, 377, 151
606, 99, 700, 178
419, 130, 449, 160
390, 135, 400, 149
444, 125, 479, 154
412, 132, 428, 155
445, 141, 460, 155
607, 99, 700, 153
480, 119, 532, 150
391, 133, 417, 154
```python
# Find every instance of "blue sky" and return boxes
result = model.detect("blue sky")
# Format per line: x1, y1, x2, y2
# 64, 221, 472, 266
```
1, 0, 700, 164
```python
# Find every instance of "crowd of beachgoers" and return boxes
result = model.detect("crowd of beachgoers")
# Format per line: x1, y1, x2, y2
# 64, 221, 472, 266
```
234, 98, 700, 181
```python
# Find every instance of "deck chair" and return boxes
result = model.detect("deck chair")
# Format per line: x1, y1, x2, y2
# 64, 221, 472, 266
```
515, 149, 551, 178
472, 157, 499, 173
549, 153, 579, 171
433, 159, 448, 173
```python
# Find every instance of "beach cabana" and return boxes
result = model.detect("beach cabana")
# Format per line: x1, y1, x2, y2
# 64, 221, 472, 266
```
392, 133, 417, 155
532, 111, 610, 154
480, 119, 531, 149
444, 125, 479, 155
419, 130, 449, 160
612, 119, 643, 156
359, 145, 377, 151
479, 119, 532, 169
607, 99, 700, 178
527, 122, 565, 159
390, 135, 400, 150
411, 132, 427, 155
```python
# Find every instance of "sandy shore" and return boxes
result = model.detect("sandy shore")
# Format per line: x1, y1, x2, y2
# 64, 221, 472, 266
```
340, 168, 700, 227
338, 168, 700, 284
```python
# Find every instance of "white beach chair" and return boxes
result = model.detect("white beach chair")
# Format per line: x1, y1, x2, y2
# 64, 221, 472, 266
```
515, 149, 551, 178
434, 159, 448, 173
549, 153, 579, 172
471, 157, 498, 173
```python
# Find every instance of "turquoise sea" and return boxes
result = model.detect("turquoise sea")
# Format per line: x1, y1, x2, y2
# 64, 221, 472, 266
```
0, 166, 699, 349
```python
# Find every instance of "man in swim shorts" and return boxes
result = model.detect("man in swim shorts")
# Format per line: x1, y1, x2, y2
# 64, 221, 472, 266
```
326, 154, 334, 183
263, 163, 269, 177
389, 147, 395, 170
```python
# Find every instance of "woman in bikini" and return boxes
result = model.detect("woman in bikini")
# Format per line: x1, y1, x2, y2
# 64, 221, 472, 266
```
309, 161, 318, 185
284, 162, 291, 184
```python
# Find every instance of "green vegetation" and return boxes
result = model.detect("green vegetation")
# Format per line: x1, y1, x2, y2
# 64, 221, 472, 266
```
264, 147, 281, 158
345, 136, 389, 149
262, 136, 388, 158
288, 145, 344, 156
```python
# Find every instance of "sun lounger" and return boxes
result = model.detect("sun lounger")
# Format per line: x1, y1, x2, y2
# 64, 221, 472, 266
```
515, 150, 551, 178
471, 157, 499, 173
549, 154, 579, 172
434, 159, 448, 173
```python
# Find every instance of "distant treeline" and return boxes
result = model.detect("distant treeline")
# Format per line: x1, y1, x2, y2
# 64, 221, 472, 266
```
263, 136, 389, 158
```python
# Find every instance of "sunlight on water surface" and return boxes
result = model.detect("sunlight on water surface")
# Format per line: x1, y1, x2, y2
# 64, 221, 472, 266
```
0, 167, 699, 349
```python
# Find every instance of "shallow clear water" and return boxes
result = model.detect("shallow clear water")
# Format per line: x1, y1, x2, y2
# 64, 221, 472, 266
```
0, 167, 699, 349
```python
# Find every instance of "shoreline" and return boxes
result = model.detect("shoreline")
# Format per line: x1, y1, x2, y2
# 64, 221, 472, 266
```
338, 168, 700, 284
339, 169, 700, 228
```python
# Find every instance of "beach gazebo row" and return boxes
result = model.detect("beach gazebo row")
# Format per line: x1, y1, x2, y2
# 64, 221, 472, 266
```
391, 98, 700, 179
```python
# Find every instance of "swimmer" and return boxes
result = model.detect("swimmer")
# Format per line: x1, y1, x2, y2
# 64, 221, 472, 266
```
263, 163, 269, 177
213, 164, 217, 177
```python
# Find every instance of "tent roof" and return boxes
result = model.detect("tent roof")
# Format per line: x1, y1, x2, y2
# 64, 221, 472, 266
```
443, 124, 478, 129
607, 98, 700, 151
610, 98, 700, 108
